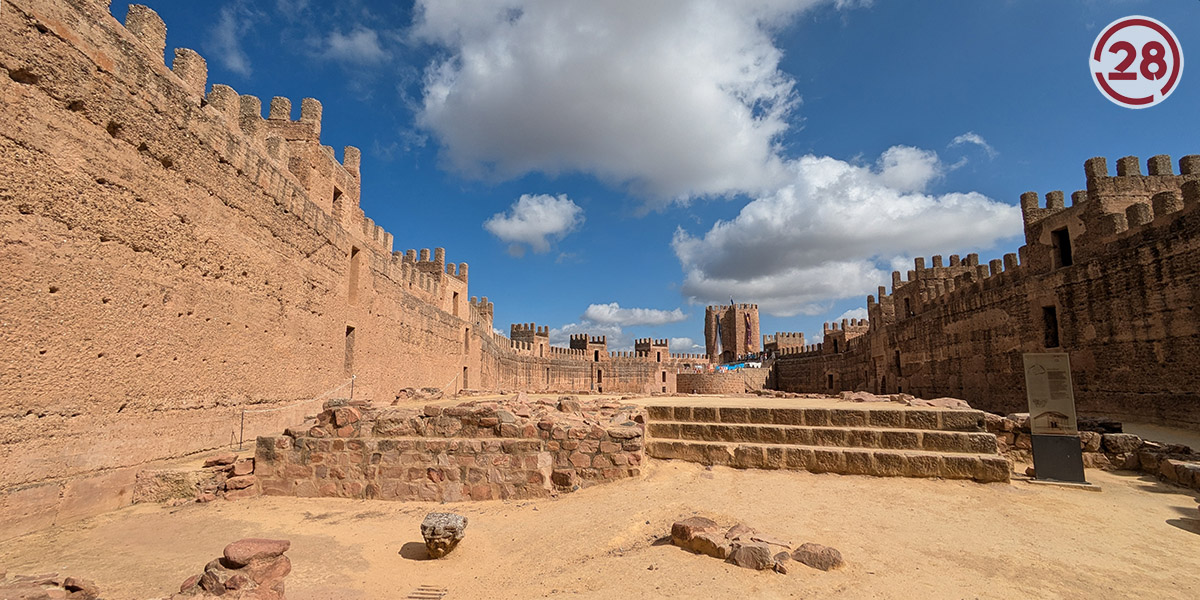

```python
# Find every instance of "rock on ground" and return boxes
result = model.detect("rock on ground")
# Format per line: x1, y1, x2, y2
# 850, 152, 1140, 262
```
421, 513, 468, 558
793, 542, 845, 571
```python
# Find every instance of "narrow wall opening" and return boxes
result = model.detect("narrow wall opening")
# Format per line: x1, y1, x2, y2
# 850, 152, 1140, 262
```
452, 291, 459, 317
348, 246, 361, 305
462, 366, 469, 389
1051, 228, 1073, 268
344, 325, 355, 375
1043, 306, 1060, 348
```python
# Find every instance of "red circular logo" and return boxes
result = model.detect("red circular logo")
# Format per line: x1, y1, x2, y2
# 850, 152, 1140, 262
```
1090, 16, 1184, 109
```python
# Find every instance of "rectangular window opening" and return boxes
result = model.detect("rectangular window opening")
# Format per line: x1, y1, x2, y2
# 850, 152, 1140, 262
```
452, 291, 460, 317
344, 325, 355, 375
462, 366, 468, 390
348, 246, 361, 305
827, 373, 834, 389
1043, 305, 1060, 348
1051, 228, 1073, 268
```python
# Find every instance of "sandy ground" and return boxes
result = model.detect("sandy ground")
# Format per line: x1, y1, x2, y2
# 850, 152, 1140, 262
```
2, 459, 1199, 600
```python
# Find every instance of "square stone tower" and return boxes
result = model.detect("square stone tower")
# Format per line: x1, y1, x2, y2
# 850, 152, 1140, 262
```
704, 304, 761, 364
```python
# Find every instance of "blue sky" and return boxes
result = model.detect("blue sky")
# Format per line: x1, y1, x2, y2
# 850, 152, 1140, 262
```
115, 0, 1199, 352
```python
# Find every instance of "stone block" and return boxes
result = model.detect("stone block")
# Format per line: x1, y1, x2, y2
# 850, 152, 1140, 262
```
830, 409, 868, 427
1102, 433, 1142, 454
940, 411, 985, 432
868, 410, 904, 429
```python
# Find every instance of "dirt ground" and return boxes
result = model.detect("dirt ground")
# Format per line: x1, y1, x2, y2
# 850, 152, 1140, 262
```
2, 459, 1199, 600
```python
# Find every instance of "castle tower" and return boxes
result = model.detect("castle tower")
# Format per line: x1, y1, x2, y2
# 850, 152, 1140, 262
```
704, 304, 761, 363
510, 323, 550, 358
569, 334, 608, 361
634, 338, 670, 362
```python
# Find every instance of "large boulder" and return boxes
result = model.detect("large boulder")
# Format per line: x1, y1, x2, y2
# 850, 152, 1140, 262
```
177, 538, 291, 599
421, 512, 468, 558
793, 543, 844, 571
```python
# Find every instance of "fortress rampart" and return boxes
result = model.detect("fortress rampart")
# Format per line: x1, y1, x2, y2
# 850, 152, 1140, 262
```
0, 0, 693, 540
776, 154, 1200, 427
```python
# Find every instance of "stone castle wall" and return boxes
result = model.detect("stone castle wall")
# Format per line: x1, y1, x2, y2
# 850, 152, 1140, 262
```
0, 0, 686, 539
776, 155, 1200, 427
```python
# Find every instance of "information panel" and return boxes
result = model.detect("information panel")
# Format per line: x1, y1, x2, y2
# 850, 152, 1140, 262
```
1023, 353, 1078, 436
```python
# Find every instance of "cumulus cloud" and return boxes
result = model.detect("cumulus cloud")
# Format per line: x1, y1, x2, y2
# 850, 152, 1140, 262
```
673, 147, 1022, 316
483, 194, 584, 255
209, 3, 257, 76
322, 27, 389, 64
950, 132, 998, 159
549, 322, 629, 351
581, 303, 688, 327
671, 337, 703, 352
412, 0, 866, 203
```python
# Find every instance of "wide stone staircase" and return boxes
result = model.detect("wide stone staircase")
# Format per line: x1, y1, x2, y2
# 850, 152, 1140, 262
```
645, 404, 1011, 483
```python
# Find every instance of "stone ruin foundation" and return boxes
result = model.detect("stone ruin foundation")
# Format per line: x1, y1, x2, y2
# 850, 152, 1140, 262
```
254, 396, 646, 501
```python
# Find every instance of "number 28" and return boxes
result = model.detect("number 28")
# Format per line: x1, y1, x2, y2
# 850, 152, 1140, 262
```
1108, 40, 1168, 81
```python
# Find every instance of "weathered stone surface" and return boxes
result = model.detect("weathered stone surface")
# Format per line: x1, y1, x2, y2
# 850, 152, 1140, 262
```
671, 516, 720, 545
232, 458, 256, 476
1102, 433, 1142, 454
727, 542, 776, 570
688, 532, 732, 559
793, 542, 844, 571
223, 538, 291, 568
1079, 431, 1102, 452
204, 453, 238, 468
421, 512, 468, 558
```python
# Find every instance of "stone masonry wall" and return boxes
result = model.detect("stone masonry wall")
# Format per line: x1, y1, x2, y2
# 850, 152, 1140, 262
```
255, 397, 646, 501
776, 155, 1200, 428
0, 0, 680, 540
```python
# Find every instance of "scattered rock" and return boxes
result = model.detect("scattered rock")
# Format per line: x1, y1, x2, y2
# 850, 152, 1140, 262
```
421, 512, 468, 558
224, 538, 291, 567
1079, 431, 1102, 453
727, 542, 775, 570
1025, 466, 1036, 477
773, 551, 791, 574
792, 542, 844, 571
557, 397, 582, 413
176, 538, 291, 599
671, 517, 719, 544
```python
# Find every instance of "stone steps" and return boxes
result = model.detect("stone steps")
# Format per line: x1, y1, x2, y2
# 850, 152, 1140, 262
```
647, 421, 999, 454
644, 404, 1009, 483
646, 440, 1010, 483
645, 405, 988, 432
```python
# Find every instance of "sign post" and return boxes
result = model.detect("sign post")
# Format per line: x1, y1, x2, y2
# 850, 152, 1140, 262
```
1023, 353, 1088, 484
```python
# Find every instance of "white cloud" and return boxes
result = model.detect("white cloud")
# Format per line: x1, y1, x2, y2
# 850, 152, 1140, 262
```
209, 4, 256, 76
673, 147, 1022, 317
950, 132, 998, 159
877, 146, 942, 193
581, 303, 688, 327
549, 322, 630, 351
483, 194, 584, 255
671, 337, 703, 352
323, 27, 389, 64
412, 0, 866, 203
833, 307, 869, 322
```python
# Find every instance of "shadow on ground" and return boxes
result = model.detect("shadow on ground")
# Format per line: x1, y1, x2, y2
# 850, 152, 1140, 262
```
399, 542, 430, 560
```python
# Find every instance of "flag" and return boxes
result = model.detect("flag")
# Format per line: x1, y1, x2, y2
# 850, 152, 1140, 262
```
745, 311, 753, 350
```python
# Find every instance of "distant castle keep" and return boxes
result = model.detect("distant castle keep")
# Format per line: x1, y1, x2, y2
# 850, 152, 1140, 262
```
704, 304, 762, 363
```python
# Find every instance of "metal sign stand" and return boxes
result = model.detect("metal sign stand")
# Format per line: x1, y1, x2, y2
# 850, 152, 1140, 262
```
1023, 352, 1093, 487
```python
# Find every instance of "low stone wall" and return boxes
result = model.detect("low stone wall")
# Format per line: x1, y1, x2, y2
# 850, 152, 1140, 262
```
255, 397, 645, 501
988, 413, 1200, 492
677, 372, 746, 395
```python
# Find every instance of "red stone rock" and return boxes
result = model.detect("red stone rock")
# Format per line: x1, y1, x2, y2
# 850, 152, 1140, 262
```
225, 475, 255, 490
671, 516, 720, 545
232, 458, 255, 476
223, 538, 291, 568
204, 453, 238, 467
